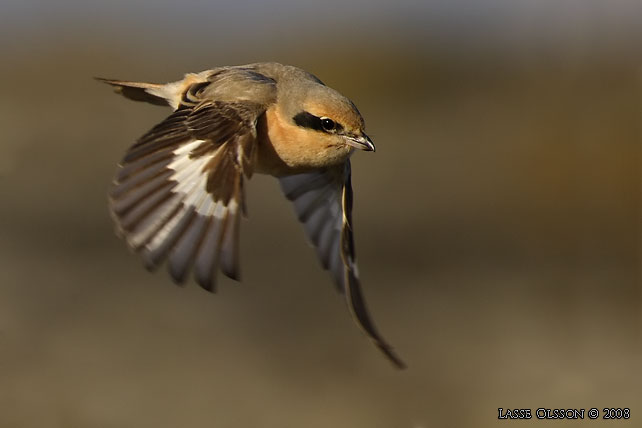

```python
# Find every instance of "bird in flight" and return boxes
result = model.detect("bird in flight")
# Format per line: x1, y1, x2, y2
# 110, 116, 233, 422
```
97, 62, 404, 368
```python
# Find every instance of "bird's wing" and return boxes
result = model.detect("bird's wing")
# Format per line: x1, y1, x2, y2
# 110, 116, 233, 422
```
110, 100, 265, 291
279, 161, 405, 368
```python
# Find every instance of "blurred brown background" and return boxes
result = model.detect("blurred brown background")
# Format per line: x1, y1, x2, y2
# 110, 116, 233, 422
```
1, 1, 640, 427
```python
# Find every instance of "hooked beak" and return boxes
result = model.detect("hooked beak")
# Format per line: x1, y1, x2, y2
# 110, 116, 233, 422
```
345, 133, 376, 152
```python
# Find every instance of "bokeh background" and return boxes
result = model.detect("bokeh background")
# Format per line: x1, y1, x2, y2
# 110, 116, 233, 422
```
1, 1, 640, 427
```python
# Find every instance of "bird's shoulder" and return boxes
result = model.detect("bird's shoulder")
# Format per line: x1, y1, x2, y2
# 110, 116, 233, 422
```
243, 62, 324, 85
191, 63, 323, 104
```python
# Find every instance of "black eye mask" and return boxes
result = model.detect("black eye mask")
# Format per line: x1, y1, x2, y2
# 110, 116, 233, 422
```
293, 111, 343, 133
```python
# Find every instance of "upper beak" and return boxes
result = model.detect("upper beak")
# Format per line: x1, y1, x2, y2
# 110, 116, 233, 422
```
345, 133, 376, 152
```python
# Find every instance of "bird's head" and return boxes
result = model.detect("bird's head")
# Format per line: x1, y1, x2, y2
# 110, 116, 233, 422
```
261, 82, 375, 173
289, 84, 375, 154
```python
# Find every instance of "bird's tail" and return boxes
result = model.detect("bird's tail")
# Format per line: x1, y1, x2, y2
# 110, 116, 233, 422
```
95, 71, 211, 109
94, 77, 171, 106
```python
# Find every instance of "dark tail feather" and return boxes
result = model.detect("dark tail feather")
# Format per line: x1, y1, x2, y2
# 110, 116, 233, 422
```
95, 77, 169, 106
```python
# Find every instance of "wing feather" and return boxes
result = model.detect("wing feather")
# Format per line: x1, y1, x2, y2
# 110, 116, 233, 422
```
279, 161, 405, 368
110, 99, 264, 290
193, 214, 224, 291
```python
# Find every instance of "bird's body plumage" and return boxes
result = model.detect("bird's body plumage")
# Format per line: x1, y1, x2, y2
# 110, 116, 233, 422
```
98, 62, 404, 368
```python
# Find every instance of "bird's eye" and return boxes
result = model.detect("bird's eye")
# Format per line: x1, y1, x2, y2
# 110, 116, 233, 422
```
320, 118, 336, 131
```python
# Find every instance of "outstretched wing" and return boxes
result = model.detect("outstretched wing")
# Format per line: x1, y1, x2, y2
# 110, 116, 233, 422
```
110, 100, 263, 291
279, 161, 405, 368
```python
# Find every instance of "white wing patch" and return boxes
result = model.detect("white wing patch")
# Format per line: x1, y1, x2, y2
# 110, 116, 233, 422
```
164, 140, 239, 218
167, 140, 213, 216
